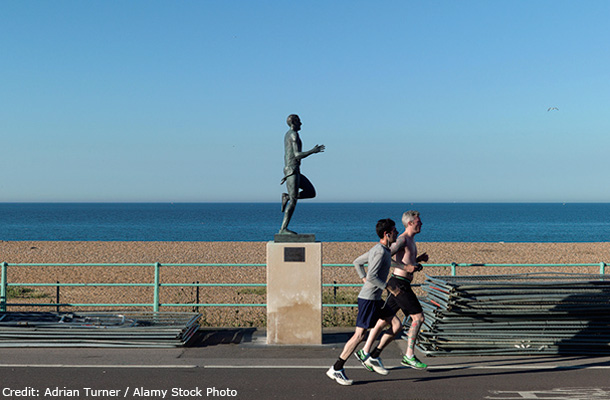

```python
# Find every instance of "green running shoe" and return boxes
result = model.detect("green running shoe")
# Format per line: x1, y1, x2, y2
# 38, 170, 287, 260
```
354, 349, 373, 371
401, 355, 427, 370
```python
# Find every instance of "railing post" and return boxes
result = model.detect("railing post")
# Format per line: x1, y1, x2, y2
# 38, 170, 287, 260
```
154, 262, 160, 312
1, 262, 7, 312
56, 281, 60, 313
195, 281, 200, 313
600, 262, 606, 275
451, 262, 457, 276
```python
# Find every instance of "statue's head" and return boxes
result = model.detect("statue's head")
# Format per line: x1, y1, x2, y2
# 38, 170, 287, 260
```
287, 114, 301, 130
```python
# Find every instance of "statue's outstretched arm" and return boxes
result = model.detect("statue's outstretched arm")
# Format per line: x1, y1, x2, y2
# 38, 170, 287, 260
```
294, 142, 325, 160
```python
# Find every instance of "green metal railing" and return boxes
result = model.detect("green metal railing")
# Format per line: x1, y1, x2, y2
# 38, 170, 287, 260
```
0, 261, 607, 312
0, 262, 269, 312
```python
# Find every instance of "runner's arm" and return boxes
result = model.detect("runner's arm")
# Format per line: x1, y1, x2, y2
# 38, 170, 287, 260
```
365, 247, 387, 290
353, 252, 369, 283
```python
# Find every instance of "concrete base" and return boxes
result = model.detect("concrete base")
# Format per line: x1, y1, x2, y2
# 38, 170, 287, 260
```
266, 241, 322, 345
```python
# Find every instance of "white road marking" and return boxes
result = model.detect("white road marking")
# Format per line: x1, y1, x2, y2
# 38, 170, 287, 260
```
0, 363, 608, 370
204, 364, 610, 370
0, 364, 197, 368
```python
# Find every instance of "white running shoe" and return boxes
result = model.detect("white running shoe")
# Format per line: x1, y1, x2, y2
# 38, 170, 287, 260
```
364, 357, 389, 376
326, 367, 354, 386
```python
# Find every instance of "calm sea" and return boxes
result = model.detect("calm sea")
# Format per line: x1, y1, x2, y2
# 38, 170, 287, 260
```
0, 203, 609, 242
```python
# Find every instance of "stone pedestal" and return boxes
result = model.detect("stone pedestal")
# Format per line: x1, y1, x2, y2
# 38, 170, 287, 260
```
266, 240, 322, 345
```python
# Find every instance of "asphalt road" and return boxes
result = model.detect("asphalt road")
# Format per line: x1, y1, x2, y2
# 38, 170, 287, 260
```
1, 328, 610, 400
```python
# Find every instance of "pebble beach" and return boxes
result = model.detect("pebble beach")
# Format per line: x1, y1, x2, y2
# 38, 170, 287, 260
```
2, 240, 610, 266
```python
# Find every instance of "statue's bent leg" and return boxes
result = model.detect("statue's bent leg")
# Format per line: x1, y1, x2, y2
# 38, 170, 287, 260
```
298, 174, 316, 200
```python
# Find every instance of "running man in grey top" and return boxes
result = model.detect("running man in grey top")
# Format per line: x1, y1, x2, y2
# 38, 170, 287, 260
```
326, 218, 399, 386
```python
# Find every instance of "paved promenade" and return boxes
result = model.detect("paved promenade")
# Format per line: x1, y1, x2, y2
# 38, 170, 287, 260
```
1, 328, 610, 400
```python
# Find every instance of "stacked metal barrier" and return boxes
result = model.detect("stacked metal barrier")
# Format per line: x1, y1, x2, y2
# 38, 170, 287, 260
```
0, 311, 201, 347
418, 273, 610, 356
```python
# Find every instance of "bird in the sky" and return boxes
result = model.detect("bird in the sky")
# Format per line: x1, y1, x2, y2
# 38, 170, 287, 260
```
547, 107, 559, 111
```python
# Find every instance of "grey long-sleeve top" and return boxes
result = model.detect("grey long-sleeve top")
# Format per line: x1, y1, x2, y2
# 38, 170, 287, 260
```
353, 243, 392, 301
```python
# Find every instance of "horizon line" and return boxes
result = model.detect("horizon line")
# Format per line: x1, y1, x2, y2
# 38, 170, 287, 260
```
1, 201, 609, 205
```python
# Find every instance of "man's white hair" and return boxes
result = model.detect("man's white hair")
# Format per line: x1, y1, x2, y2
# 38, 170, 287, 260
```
402, 210, 420, 228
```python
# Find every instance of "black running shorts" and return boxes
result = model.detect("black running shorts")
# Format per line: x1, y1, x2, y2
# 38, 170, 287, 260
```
379, 275, 423, 318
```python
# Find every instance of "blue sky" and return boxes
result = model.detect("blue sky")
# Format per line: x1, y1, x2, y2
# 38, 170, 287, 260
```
2, 1, 609, 203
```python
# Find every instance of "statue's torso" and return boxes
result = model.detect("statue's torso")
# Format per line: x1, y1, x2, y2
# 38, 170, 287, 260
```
284, 130, 302, 175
